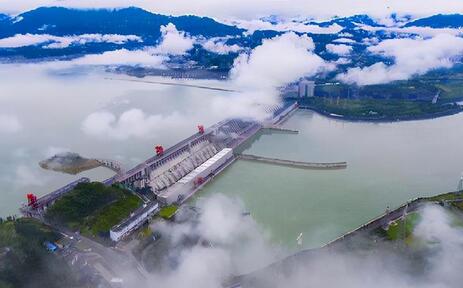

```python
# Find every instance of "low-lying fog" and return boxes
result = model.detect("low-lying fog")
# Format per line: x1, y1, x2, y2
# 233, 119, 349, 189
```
124, 194, 463, 288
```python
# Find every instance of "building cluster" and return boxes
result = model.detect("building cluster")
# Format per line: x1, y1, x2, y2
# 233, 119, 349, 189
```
298, 80, 315, 98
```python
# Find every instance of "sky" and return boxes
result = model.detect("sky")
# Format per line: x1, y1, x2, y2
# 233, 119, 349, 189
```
1, 0, 463, 20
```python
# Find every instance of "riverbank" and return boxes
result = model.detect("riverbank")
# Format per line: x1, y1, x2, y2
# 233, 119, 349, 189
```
297, 97, 463, 123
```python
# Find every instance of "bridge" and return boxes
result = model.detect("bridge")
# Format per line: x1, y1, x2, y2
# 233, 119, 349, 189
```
95, 159, 123, 174
20, 177, 90, 218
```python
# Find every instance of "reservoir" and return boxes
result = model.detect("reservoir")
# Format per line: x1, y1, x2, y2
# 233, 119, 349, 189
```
1, 65, 463, 251
197, 109, 463, 248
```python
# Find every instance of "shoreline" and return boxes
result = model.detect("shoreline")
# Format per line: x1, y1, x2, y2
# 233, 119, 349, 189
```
299, 105, 463, 123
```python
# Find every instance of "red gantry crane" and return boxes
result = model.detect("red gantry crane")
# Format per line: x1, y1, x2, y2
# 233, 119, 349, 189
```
155, 145, 164, 156
26, 193, 38, 208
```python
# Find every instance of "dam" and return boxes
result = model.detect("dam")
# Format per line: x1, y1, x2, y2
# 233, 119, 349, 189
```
19, 101, 300, 238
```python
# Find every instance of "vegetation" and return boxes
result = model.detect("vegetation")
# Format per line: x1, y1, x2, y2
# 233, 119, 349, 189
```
298, 97, 461, 120
386, 212, 421, 242
86, 195, 141, 236
0, 218, 79, 288
159, 205, 178, 219
45, 182, 142, 238
315, 80, 439, 101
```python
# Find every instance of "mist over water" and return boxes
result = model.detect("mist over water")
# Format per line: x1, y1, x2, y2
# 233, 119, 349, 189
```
126, 195, 463, 288
0, 64, 234, 216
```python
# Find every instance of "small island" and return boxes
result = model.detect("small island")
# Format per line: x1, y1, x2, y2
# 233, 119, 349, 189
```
39, 152, 102, 175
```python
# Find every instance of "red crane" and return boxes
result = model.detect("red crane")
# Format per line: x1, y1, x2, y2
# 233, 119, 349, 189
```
26, 193, 38, 208
194, 177, 205, 187
155, 145, 164, 156
198, 125, 205, 134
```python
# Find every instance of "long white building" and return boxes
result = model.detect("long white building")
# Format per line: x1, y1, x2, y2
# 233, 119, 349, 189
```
110, 202, 159, 242
155, 148, 234, 205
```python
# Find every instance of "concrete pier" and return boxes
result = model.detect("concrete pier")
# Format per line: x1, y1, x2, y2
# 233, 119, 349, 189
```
263, 127, 299, 134
238, 154, 347, 170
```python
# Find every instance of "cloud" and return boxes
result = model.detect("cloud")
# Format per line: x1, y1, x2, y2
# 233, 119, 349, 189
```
334, 57, 351, 65
70, 49, 167, 66
230, 32, 329, 90
201, 38, 241, 54
140, 194, 280, 287
226, 19, 343, 34
114, 197, 463, 288
81, 109, 184, 140
210, 32, 331, 120
150, 23, 195, 56
359, 24, 463, 37
0, 114, 22, 133
333, 38, 356, 44
65, 23, 192, 67
0, 33, 142, 48
43, 146, 70, 158
337, 34, 463, 85
326, 43, 353, 56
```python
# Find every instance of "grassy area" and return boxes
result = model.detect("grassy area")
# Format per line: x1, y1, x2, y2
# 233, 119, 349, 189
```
435, 80, 463, 102
299, 97, 461, 120
159, 205, 178, 219
426, 191, 463, 202
86, 194, 141, 236
386, 212, 421, 242
45, 182, 142, 238
0, 218, 78, 288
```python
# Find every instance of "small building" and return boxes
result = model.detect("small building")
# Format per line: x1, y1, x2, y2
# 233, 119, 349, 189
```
110, 201, 159, 242
298, 80, 315, 98
44, 241, 58, 252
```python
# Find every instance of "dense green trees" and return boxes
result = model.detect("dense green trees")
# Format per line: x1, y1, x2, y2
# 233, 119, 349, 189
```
0, 219, 78, 288
45, 182, 142, 237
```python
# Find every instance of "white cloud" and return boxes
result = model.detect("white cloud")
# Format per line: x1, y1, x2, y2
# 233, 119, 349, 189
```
117, 198, 463, 288
0, 114, 22, 133
326, 43, 353, 56
43, 146, 70, 158
0, 33, 142, 48
201, 38, 241, 54
70, 49, 167, 66
142, 194, 278, 287
151, 23, 195, 56
359, 24, 463, 37
338, 34, 463, 85
209, 32, 332, 120
226, 19, 343, 34
334, 57, 351, 65
81, 109, 184, 140
230, 32, 329, 90
333, 38, 356, 44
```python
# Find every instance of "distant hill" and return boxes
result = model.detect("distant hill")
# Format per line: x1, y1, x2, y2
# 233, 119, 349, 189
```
404, 14, 463, 28
312, 14, 384, 29
0, 7, 244, 39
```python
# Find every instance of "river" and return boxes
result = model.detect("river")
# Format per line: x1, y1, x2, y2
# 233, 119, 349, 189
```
1, 65, 463, 251
197, 109, 463, 248
0, 65, 232, 217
